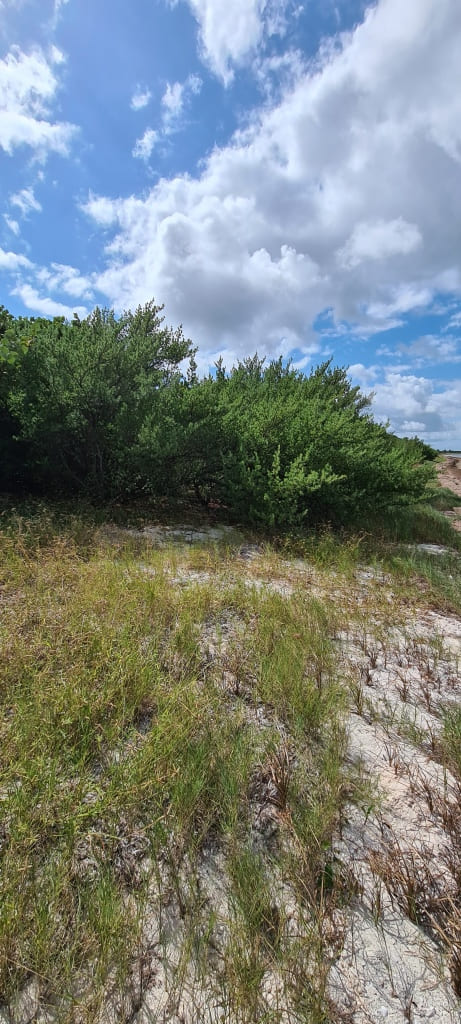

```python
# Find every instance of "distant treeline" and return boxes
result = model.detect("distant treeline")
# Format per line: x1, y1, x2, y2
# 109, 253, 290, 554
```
0, 301, 437, 528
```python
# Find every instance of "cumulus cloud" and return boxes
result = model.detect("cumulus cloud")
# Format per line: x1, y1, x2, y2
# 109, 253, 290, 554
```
347, 363, 379, 388
346, 359, 461, 445
83, 193, 118, 226
81, 0, 461, 384
132, 127, 158, 160
0, 45, 77, 157
370, 371, 461, 444
173, 0, 291, 83
130, 86, 152, 111
337, 218, 422, 269
12, 282, 87, 319
253, 48, 306, 102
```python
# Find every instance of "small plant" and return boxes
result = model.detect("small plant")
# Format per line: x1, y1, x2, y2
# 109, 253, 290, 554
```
395, 670, 410, 703
369, 841, 433, 928
350, 679, 365, 715
383, 742, 403, 774
267, 742, 292, 813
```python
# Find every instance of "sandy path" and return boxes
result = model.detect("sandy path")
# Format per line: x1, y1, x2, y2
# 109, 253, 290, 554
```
436, 456, 461, 532
437, 455, 461, 497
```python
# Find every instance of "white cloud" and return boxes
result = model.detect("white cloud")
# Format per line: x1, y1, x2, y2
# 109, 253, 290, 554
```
291, 345, 322, 371
162, 81, 183, 120
36, 263, 94, 300
131, 75, 201, 161
338, 218, 422, 269
446, 309, 461, 329
131, 86, 152, 111
346, 363, 461, 441
395, 333, 461, 367
10, 187, 42, 216
348, 363, 379, 387
83, 193, 119, 227
161, 74, 202, 132
0, 249, 92, 311
161, 81, 187, 136
174, 0, 291, 83
253, 49, 306, 101
12, 283, 87, 319
366, 286, 434, 323
4, 215, 20, 235
401, 420, 426, 433
0, 246, 32, 270
82, 0, 461, 376
188, 72, 202, 93
370, 370, 461, 445
0, 45, 76, 158
132, 127, 158, 160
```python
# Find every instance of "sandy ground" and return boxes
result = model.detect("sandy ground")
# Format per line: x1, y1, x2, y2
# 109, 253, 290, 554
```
437, 456, 461, 497
131, 546, 461, 1024
436, 456, 461, 532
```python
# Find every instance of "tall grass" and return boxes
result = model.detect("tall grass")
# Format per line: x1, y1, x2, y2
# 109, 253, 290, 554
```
369, 503, 461, 548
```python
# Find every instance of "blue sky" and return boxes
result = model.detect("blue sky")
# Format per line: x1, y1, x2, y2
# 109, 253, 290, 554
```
1, 0, 461, 447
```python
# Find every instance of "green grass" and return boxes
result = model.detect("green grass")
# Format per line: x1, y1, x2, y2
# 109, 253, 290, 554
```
441, 707, 461, 778
0, 509, 350, 1022
378, 547, 461, 616
1, 499, 460, 1021
368, 503, 461, 549
426, 485, 461, 512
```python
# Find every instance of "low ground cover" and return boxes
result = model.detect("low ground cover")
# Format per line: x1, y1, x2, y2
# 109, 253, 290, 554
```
0, 502, 460, 1023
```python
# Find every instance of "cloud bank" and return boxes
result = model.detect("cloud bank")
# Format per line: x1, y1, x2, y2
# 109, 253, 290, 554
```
82, 0, 461, 366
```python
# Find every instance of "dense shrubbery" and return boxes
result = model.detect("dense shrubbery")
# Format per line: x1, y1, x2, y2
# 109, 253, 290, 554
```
0, 301, 436, 527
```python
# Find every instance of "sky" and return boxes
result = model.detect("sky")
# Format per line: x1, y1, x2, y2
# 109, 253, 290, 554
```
1, 0, 461, 448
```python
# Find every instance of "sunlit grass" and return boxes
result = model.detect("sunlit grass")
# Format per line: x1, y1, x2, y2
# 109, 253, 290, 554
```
0, 508, 351, 1021
441, 707, 461, 778
1, 498, 460, 1020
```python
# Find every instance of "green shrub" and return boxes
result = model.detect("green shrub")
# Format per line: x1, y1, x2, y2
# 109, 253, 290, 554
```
1, 303, 436, 530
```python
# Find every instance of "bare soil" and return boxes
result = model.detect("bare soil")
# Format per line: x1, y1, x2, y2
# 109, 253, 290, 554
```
437, 456, 461, 497
436, 456, 461, 531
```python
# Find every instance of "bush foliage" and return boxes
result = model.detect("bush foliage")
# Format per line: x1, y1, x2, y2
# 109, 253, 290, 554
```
0, 301, 436, 527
